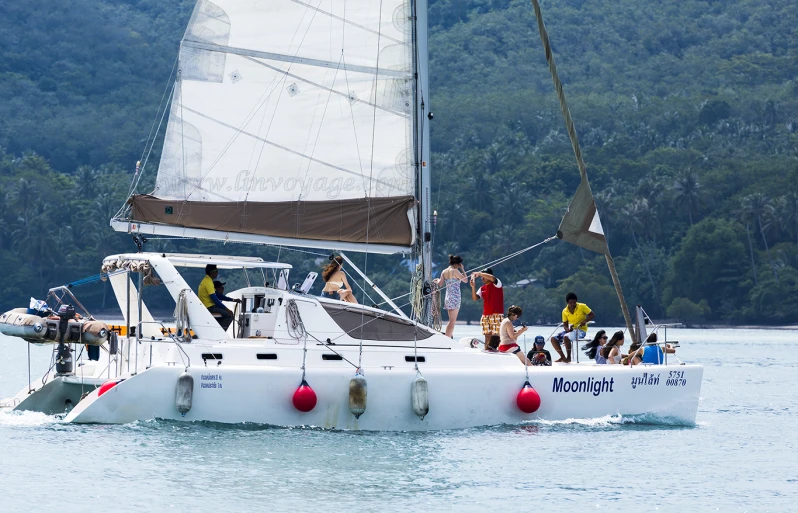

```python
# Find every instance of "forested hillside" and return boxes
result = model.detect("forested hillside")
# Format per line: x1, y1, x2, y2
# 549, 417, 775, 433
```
0, 0, 796, 324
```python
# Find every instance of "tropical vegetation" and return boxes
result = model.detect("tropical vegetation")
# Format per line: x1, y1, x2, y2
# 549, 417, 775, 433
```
1, 0, 797, 325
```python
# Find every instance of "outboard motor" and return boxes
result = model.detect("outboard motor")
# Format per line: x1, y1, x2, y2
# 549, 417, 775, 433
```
55, 304, 76, 376
57, 304, 76, 341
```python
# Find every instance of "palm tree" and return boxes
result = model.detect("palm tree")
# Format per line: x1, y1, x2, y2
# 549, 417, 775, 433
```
0, 188, 8, 250
443, 202, 469, 240
74, 166, 100, 199
12, 201, 55, 280
467, 171, 492, 212
7, 178, 38, 228
594, 187, 617, 245
481, 144, 507, 175
617, 200, 657, 299
635, 197, 660, 243
776, 192, 798, 248
742, 193, 778, 282
671, 169, 702, 226
736, 207, 759, 287
95, 191, 120, 221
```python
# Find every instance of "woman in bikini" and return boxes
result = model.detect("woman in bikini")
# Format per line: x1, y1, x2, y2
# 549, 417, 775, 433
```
433, 254, 468, 338
320, 256, 357, 303
498, 305, 531, 365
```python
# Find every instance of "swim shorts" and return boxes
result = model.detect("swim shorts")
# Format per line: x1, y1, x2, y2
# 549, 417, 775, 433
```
480, 313, 503, 335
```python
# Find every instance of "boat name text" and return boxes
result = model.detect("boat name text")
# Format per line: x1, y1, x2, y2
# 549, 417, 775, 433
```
552, 377, 614, 396
631, 373, 660, 389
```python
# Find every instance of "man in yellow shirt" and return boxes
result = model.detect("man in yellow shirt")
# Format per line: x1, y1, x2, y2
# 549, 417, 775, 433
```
550, 292, 594, 363
198, 264, 234, 330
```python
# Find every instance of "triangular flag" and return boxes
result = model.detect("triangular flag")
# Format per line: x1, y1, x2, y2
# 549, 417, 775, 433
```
556, 178, 609, 255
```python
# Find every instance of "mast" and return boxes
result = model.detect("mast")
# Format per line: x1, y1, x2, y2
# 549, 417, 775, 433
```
529, 0, 637, 343
412, 0, 434, 323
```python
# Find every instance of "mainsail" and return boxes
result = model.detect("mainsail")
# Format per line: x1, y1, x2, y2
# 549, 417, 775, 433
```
117, 0, 425, 253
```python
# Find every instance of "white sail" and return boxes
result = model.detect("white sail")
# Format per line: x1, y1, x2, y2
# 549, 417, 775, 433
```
124, 0, 420, 250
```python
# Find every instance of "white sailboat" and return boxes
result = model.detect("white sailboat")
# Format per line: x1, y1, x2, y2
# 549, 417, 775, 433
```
1, 0, 702, 429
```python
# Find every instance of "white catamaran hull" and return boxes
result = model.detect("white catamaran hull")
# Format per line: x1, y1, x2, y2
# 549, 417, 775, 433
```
59, 347, 702, 429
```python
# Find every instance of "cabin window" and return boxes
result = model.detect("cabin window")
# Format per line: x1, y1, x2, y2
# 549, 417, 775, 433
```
322, 354, 343, 361
405, 356, 426, 363
256, 353, 277, 360
201, 353, 223, 360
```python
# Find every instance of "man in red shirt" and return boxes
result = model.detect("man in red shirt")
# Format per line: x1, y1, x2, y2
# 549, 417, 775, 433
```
470, 268, 504, 350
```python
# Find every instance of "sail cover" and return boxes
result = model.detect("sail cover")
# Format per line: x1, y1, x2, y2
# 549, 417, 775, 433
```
127, 0, 417, 249
556, 178, 609, 255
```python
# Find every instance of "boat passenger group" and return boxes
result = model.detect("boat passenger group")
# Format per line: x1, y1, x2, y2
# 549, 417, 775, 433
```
196, 256, 675, 367
415, 253, 677, 367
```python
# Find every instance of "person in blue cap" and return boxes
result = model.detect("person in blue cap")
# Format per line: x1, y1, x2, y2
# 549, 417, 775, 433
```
526, 335, 552, 366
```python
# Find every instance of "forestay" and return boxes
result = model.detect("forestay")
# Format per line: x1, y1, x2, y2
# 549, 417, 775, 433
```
127, 0, 418, 249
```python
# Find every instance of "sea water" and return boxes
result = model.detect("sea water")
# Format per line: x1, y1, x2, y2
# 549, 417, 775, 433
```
1, 327, 796, 512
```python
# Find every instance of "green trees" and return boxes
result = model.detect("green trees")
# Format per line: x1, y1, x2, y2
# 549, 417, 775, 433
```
0, 0, 796, 323
741, 193, 779, 282
671, 170, 703, 227
666, 298, 711, 327
667, 219, 750, 319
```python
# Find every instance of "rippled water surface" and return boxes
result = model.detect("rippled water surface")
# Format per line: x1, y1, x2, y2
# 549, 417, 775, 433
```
1, 327, 797, 512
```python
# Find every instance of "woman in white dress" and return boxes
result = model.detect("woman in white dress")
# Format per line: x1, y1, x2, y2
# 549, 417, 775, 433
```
433, 254, 468, 338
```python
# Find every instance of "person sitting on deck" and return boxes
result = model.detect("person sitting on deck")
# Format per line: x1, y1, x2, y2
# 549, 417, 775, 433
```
527, 335, 552, 366
582, 330, 608, 364
198, 264, 234, 331
551, 292, 595, 363
498, 305, 531, 365
320, 256, 357, 303
641, 332, 676, 364
214, 281, 241, 306
470, 268, 504, 351
623, 339, 645, 366
600, 331, 625, 364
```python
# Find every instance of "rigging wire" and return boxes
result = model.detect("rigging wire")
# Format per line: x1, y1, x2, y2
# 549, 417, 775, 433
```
117, 84, 176, 219
312, 235, 557, 345
120, 54, 180, 203
386, 235, 557, 305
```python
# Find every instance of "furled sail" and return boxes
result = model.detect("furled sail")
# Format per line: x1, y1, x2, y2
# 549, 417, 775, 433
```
556, 178, 608, 256
122, 0, 418, 251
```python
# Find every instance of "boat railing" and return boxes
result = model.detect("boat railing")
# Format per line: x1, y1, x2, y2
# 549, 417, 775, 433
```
638, 322, 684, 366
47, 285, 93, 319
130, 320, 190, 374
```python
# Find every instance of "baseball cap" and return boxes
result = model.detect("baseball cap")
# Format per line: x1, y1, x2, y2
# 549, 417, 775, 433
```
213, 280, 226, 288
534, 336, 545, 346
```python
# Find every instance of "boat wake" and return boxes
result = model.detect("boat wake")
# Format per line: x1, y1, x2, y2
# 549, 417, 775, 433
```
0, 409, 59, 427
525, 412, 697, 430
